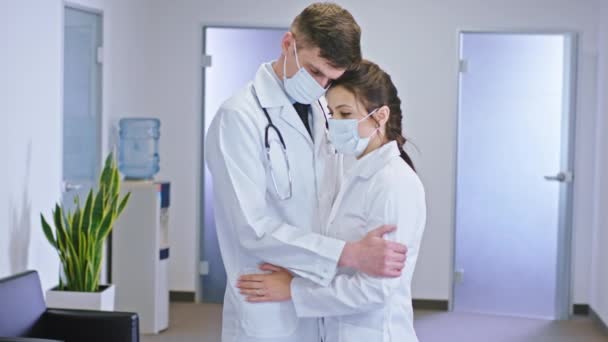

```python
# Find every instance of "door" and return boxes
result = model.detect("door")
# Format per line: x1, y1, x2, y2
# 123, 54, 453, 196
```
453, 32, 576, 319
201, 27, 286, 303
62, 7, 102, 212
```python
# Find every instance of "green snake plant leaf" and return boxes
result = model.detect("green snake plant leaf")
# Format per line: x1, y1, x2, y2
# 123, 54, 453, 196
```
110, 161, 120, 201
96, 208, 115, 243
81, 189, 94, 234
117, 192, 131, 217
100, 153, 113, 199
53, 205, 67, 252
91, 189, 104, 230
71, 208, 81, 255
41, 214, 57, 249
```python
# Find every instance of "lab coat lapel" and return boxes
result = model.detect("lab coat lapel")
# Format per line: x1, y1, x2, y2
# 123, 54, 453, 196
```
311, 98, 330, 154
324, 165, 358, 231
324, 142, 401, 231
279, 105, 314, 147
253, 62, 313, 147
252, 63, 291, 109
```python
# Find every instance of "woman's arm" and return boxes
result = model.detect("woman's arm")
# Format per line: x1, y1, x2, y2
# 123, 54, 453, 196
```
237, 177, 426, 318
237, 263, 400, 317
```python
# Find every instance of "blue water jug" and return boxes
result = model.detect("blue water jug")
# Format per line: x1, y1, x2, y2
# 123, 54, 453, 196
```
119, 118, 160, 180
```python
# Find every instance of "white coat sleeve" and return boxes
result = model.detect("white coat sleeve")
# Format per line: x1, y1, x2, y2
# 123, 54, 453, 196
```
205, 106, 345, 286
290, 175, 425, 317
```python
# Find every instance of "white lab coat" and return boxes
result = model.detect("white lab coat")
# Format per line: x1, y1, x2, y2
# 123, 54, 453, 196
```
290, 141, 427, 342
205, 62, 346, 341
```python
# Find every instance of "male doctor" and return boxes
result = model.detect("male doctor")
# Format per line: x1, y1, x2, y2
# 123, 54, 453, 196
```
205, 3, 408, 341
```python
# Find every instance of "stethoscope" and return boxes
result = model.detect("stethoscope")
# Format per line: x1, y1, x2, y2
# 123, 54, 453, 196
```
252, 85, 331, 200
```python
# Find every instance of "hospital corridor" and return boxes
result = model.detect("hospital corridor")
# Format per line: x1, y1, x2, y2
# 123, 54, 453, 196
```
1, 1, 608, 342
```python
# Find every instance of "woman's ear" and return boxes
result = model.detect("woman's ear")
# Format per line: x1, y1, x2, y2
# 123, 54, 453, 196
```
374, 105, 391, 127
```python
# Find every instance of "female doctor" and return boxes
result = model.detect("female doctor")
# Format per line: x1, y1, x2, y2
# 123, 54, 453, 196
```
237, 60, 427, 342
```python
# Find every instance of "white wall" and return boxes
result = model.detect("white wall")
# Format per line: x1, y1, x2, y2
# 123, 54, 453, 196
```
0, 0, 153, 290
144, 0, 602, 300
590, 0, 608, 326
0, 0, 64, 291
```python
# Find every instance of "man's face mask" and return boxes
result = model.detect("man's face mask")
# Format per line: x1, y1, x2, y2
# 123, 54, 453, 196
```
283, 40, 328, 104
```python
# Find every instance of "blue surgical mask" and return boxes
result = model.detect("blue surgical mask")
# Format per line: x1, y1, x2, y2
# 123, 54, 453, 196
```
328, 108, 380, 157
283, 40, 327, 104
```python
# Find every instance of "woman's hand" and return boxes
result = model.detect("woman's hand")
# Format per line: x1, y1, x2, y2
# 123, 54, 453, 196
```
237, 263, 294, 303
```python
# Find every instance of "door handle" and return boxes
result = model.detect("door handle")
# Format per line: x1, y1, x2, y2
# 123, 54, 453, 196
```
62, 181, 83, 192
544, 171, 573, 183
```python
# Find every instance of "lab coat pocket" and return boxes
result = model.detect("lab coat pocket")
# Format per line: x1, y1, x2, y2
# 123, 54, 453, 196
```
339, 312, 384, 342
339, 321, 383, 342
240, 300, 298, 337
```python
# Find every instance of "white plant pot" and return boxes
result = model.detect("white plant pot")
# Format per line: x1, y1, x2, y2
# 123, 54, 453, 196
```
46, 284, 115, 311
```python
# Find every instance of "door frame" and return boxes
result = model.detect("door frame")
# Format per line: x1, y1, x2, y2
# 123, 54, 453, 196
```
450, 30, 579, 320
196, 24, 288, 302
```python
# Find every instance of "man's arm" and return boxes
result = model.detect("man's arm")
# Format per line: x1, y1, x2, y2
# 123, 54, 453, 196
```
206, 107, 344, 285
206, 106, 406, 285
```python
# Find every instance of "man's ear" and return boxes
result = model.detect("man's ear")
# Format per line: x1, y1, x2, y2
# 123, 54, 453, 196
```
281, 32, 294, 55
374, 105, 391, 126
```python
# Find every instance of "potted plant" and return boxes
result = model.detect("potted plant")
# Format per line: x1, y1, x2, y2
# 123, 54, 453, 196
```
41, 153, 131, 311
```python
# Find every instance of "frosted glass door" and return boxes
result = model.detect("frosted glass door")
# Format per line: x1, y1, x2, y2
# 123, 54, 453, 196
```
62, 7, 102, 212
201, 27, 285, 303
454, 33, 574, 319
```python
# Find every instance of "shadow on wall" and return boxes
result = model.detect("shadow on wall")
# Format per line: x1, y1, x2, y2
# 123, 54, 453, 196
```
8, 142, 32, 274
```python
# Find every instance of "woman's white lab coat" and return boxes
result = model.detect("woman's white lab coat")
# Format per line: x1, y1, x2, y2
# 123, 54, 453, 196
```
205, 63, 346, 341
290, 141, 427, 342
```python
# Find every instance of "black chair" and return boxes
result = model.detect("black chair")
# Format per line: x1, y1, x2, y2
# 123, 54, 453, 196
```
0, 270, 139, 342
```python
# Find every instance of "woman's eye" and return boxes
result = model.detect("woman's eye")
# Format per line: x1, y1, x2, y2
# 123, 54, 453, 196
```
342, 112, 352, 116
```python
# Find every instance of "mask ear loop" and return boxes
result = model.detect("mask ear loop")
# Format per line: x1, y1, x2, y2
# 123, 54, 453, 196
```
283, 38, 303, 81
358, 108, 380, 123
293, 39, 302, 69
360, 107, 384, 140
282, 50, 287, 81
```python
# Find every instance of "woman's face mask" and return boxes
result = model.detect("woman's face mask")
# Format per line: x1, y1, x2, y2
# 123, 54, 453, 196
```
328, 109, 380, 157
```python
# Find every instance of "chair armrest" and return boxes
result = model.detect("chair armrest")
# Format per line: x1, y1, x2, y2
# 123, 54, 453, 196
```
37, 309, 139, 342
0, 338, 62, 342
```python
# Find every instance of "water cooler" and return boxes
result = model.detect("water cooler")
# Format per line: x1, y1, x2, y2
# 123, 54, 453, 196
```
112, 181, 170, 334
111, 118, 169, 334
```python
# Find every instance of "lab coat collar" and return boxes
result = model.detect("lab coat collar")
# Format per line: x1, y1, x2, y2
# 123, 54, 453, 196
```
253, 62, 293, 109
348, 140, 401, 180
254, 62, 315, 145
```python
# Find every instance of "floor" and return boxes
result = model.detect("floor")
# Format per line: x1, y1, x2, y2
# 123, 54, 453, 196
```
141, 303, 608, 342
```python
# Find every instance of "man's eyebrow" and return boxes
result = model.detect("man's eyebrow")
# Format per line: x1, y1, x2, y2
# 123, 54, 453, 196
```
307, 61, 326, 73
307, 61, 337, 81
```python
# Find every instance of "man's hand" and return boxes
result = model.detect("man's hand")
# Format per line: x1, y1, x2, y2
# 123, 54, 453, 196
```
338, 225, 407, 277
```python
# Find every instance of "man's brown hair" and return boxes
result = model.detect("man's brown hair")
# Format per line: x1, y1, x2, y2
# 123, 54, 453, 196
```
291, 2, 362, 70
